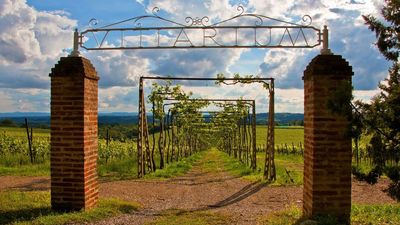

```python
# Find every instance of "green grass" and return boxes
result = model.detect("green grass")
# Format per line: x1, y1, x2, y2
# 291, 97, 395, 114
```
98, 157, 137, 180
145, 151, 205, 179
0, 162, 50, 176
352, 159, 376, 174
147, 209, 230, 225
257, 205, 302, 225
258, 204, 400, 225
0, 190, 140, 225
0, 150, 204, 179
0, 127, 50, 138
0, 126, 304, 145
351, 204, 400, 225
202, 148, 236, 173
272, 154, 304, 185
256, 126, 304, 146
216, 148, 304, 185
215, 149, 261, 181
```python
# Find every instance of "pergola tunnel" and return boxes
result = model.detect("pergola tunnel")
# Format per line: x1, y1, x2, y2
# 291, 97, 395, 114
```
136, 76, 276, 180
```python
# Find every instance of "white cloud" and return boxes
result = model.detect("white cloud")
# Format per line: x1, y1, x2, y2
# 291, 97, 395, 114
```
0, 0, 76, 89
353, 89, 380, 103
0, 90, 15, 111
146, 0, 235, 22
0, 88, 49, 112
85, 50, 151, 87
99, 86, 138, 112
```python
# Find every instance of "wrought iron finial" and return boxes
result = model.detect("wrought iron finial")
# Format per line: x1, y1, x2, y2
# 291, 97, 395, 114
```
69, 29, 80, 57
321, 25, 332, 55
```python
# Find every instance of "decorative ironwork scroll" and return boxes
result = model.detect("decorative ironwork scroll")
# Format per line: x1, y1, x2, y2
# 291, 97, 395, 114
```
78, 6, 322, 50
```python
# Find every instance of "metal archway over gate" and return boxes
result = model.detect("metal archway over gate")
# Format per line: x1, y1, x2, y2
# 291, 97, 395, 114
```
74, 6, 324, 52
69, 5, 328, 180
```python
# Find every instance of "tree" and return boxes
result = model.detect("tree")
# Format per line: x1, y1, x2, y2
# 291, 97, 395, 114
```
363, 0, 400, 62
0, 119, 17, 127
362, 0, 400, 198
362, 0, 400, 158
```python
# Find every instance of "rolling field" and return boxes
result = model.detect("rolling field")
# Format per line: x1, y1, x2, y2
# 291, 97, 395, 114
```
0, 126, 304, 178
255, 125, 304, 146
0, 127, 50, 137
0, 125, 367, 184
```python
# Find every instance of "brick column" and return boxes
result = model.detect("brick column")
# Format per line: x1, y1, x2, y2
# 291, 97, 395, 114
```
303, 54, 353, 223
49, 56, 99, 211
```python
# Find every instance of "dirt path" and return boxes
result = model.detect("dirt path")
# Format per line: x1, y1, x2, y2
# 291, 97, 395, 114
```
0, 150, 397, 224
97, 150, 303, 224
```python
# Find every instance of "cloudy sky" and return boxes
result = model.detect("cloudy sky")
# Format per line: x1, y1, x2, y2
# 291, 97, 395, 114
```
0, 0, 391, 113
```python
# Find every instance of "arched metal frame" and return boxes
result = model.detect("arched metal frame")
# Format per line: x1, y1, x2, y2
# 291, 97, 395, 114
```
75, 6, 322, 52
137, 76, 275, 180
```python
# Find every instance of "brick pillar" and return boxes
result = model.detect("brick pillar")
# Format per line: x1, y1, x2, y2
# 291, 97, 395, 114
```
49, 56, 99, 211
303, 54, 353, 223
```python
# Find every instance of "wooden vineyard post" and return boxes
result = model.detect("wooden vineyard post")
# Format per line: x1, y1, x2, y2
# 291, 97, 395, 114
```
137, 77, 152, 177
24, 118, 34, 163
251, 100, 257, 170
264, 79, 276, 181
137, 77, 144, 177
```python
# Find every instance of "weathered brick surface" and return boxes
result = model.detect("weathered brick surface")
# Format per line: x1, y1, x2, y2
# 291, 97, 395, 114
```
303, 54, 353, 224
50, 56, 99, 211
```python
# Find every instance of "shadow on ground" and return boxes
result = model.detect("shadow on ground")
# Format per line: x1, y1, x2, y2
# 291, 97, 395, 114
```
209, 181, 265, 208
0, 207, 53, 224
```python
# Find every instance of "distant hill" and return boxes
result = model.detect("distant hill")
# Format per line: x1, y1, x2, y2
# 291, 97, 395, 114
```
258, 113, 304, 125
0, 112, 304, 127
0, 112, 49, 117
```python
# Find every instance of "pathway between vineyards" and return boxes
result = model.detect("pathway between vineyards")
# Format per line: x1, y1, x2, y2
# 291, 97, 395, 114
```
0, 149, 396, 224
97, 149, 303, 224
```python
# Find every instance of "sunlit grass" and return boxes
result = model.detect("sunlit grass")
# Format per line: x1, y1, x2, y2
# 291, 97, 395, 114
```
0, 127, 50, 137
0, 161, 50, 176
145, 151, 205, 179
256, 126, 304, 146
98, 157, 137, 180
0, 190, 140, 225
148, 209, 231, 225
258, 204, 400, 225
215, 148, 303, 185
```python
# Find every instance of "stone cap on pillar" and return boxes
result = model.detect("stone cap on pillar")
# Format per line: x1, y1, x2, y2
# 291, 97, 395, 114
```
303, 54, 353, 80
49, 57, 99, 81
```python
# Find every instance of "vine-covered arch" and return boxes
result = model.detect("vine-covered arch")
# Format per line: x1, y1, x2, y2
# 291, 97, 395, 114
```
137, 76, 275, 180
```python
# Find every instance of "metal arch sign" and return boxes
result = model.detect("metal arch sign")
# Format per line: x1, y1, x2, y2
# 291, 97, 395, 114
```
77, 6, 323, 51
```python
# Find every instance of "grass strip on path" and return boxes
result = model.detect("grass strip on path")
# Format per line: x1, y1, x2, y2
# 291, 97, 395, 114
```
147, 209, 231, 225
213, 147, 304, 186
0, 190, 140, 225
145, 151, 206, 179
